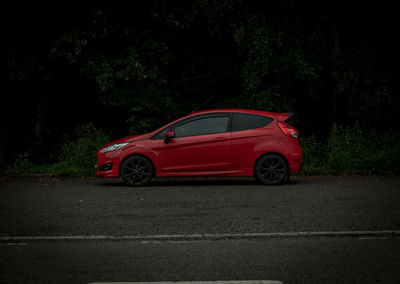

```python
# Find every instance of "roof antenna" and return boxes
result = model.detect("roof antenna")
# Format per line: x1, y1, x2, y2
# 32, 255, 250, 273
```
191, 95, 216, 113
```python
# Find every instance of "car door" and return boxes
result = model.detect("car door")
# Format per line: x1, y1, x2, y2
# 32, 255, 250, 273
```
158, 114, 232, 173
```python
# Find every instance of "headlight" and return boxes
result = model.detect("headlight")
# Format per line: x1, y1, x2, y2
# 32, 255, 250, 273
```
100, 143, 129, 153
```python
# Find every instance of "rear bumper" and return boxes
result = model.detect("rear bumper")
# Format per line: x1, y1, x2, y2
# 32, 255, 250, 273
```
288, 151, 302, 173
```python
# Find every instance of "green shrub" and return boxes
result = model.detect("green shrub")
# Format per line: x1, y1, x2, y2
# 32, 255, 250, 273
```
13, 152, 34, 170
299, 136, 327, 175
325, 124, 367, 174
300, 124, 400, 175
59, 123, 109, 176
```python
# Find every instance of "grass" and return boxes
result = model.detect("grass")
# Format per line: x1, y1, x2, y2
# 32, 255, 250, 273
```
3, 162, 93, 178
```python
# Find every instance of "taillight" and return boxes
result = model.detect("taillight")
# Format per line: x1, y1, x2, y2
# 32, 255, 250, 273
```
278, 122, 299, 139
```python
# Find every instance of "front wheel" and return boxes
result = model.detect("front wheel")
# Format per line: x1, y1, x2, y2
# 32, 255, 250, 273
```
121, 156, 154, 187
255, 154, 288, 185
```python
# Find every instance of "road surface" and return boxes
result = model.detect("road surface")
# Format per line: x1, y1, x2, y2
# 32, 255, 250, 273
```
1, 176, 399, 283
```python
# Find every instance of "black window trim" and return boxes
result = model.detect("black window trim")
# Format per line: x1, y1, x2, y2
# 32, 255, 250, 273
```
150, 111, 274, 140
172, 113, 231, 138
150, 112, 231, 140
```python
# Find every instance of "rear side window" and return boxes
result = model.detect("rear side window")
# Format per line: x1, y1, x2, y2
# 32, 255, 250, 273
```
174, 116, 229, 138
231, 113, 273, 132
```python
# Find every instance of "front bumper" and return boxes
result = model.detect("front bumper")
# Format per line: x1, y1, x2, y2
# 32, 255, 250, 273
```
96, 151, 121, 177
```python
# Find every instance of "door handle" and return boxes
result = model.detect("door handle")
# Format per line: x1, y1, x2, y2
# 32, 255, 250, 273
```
214, 137, 228, 142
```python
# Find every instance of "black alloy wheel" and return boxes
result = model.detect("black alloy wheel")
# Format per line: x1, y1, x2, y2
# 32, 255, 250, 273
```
255, 154, 288, 185
121, 156, 153, 187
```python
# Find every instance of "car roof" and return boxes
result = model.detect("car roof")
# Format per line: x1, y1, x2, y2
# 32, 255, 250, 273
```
190, 108, 280, 117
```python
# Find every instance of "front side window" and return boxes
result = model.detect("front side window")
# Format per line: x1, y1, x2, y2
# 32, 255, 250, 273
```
231, 113, 273, 132
174, 116, 229, 138
152, 127, 170, 140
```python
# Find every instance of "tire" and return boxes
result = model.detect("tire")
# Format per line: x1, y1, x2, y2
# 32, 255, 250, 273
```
120, 156, 154, 187
255, 154, 288, 185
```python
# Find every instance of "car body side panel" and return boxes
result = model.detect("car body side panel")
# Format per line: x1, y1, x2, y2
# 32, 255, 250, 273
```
158, 132, 232, 174
230, 124, 277, 175
230, 120, 302, 175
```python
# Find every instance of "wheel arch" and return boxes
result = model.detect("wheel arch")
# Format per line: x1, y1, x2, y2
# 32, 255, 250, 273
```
253, 152, 290, 176
119, 153, 157, 178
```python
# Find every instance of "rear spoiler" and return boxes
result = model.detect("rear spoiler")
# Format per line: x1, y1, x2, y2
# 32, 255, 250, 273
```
274, 112, 294, 122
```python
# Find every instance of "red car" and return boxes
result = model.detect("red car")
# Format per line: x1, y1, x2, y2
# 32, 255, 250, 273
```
96, 109, 302, 186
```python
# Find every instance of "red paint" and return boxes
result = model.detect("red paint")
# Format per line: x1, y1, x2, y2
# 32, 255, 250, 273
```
96, 109, 302, 179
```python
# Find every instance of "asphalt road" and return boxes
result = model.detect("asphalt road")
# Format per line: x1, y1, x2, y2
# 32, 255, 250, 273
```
1, 176, 400, 283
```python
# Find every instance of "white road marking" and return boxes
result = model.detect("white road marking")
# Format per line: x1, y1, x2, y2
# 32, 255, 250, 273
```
0, 230, 399, 243
358, 237, 389, 240
88, 281, 283, 284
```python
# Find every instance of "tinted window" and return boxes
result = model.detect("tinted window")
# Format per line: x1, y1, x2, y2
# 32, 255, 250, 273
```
231, 113, 273, 132
152, 127, 170, 140
174, 116, 229, 138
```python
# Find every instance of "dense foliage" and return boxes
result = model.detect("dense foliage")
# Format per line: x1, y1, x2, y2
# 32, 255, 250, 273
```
301, 125, 400, 175
3, 1, 400, 175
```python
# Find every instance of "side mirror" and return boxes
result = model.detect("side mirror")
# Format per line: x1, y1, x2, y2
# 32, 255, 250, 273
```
164, 130, 175, 144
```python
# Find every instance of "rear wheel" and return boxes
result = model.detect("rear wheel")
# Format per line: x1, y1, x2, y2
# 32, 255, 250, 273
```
255, 154, 288, 185
121, 156, 153, 187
